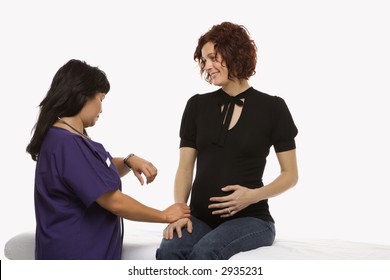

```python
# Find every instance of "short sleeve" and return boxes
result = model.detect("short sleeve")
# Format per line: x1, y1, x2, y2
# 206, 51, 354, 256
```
179, 94, 199, 149
57, 138, 121, 207
272, 96, 298, 153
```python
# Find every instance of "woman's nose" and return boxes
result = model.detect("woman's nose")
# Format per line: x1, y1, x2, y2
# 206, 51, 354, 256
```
205, 59, 213, 70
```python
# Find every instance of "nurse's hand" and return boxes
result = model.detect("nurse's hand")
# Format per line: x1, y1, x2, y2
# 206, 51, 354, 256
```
163, 204, 191, 225
128, 155, 158, 185
208, 185, 257, 218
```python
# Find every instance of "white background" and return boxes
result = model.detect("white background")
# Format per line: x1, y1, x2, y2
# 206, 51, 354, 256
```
1, 0, 389, 266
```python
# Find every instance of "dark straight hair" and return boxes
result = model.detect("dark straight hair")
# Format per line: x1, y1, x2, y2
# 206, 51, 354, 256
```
26, 59, 110, 161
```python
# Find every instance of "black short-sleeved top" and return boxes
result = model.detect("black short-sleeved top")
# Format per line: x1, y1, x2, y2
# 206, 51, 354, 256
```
179, 87, 298, 228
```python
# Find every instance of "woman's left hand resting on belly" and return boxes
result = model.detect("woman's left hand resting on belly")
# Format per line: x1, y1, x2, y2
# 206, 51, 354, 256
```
209, 150, 298, 218
208, 185, 257, 218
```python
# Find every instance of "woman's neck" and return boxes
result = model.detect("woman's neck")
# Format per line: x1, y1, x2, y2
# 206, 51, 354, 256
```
221, 79, 250, 96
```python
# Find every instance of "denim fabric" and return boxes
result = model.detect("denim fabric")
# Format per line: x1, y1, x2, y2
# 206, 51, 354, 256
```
156, 215, 275, 260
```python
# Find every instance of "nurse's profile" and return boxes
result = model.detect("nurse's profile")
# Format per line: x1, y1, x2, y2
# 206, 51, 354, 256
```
26, 59, 190, 260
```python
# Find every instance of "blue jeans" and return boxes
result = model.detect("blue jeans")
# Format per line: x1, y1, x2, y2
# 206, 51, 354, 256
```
156, 215, 275, 260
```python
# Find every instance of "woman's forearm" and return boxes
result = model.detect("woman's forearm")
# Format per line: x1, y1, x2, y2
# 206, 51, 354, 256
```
254, 169, 298, 203
174, 168, 193, 203
174, 147, 197, 203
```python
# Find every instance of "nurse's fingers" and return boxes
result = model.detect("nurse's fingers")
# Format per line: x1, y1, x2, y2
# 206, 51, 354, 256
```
142, 165, 158, 184
133, 171, 145, 186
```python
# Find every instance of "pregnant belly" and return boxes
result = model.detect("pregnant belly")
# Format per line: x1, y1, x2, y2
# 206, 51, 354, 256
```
190, 183, 234, 227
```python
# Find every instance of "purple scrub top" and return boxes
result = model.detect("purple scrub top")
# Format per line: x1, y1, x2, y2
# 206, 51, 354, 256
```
34, 127, 122, 259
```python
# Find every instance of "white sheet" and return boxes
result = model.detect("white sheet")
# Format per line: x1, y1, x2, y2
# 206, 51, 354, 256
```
231, 238, 390, 260
4, 231, 390, 260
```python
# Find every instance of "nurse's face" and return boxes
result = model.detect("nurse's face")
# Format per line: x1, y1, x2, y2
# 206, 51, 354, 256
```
79, 92, 105, 128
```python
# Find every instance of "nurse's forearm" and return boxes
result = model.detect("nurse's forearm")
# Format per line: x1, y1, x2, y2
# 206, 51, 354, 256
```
112, 157, 131, 177
97, 190, 166, 222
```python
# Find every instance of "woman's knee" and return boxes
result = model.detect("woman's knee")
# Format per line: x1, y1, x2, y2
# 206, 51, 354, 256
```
156, 239, 174, 260
189, 237, 225, 260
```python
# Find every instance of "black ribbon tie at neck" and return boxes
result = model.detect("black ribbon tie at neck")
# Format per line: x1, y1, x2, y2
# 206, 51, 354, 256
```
213, 88, 252, 147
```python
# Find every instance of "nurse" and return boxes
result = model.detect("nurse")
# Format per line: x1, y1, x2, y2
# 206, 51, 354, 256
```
26, 59, 190, 259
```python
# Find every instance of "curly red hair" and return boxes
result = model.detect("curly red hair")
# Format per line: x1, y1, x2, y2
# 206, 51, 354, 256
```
194, 22, 257, 83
